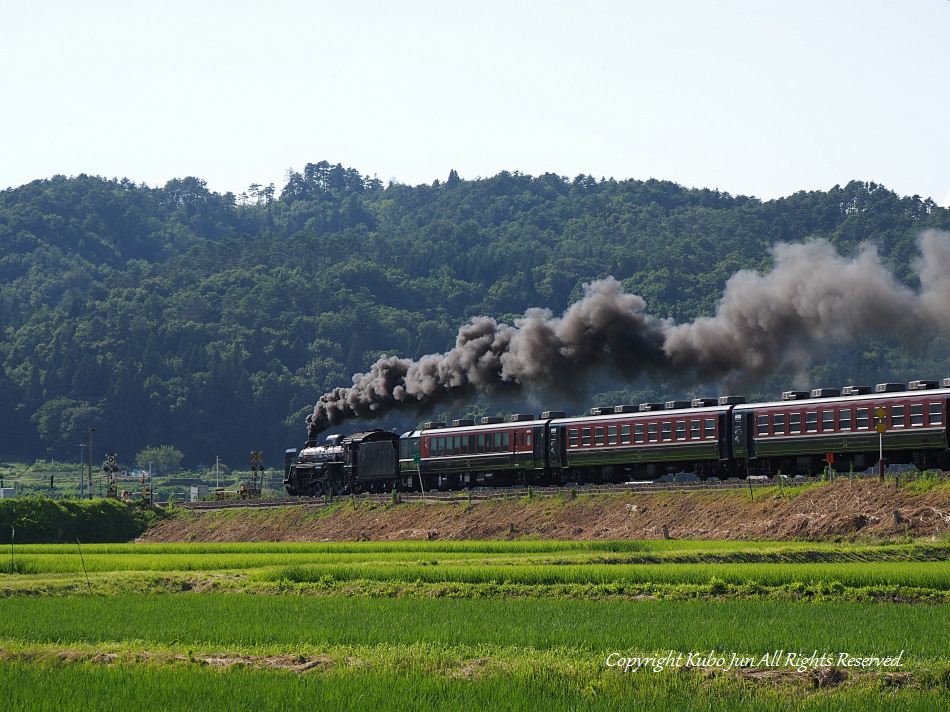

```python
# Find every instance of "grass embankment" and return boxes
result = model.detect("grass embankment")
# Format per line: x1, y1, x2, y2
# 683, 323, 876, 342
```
143, 476, 950, 543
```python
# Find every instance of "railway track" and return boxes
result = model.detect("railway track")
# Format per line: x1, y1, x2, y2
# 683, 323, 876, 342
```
179, 474, 831, 510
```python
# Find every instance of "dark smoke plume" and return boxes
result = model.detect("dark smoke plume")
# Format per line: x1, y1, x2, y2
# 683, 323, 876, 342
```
307, 231, 950, 439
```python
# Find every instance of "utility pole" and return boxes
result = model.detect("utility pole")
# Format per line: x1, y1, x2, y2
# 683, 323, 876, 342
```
215, 456, 220, 488
46, 449, 55, 497
87, 427, 96, 499
76, 443, 86, 498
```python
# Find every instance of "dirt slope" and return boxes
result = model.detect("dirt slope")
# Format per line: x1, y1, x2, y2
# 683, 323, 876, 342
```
142, 480, 950, 543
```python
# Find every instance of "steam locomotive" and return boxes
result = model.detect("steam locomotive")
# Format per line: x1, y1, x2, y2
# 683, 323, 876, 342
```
284, 379, 950, 496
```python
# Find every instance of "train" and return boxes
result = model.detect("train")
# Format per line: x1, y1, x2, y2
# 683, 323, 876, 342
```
283, 379, 950, 496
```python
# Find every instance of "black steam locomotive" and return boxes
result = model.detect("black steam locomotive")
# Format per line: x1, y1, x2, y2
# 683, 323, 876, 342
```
284, 379, 950, 496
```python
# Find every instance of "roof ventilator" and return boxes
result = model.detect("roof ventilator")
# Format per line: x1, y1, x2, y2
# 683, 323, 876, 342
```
718, 396, 745, 405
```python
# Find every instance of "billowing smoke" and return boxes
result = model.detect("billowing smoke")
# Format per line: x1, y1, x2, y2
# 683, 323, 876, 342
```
307, 231, 950, 439
306, 282, 669, 438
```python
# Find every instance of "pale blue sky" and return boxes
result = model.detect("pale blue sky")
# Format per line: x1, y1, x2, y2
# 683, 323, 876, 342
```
3, 1, 948, 204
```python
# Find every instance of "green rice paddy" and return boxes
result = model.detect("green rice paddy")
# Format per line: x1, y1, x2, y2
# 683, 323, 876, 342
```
1, 537, 948, 710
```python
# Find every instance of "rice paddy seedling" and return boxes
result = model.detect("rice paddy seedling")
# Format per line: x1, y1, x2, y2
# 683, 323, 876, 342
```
0, 595, 945, 661
258, 560, 950, 592
0, 539, 855, 575
2, 660, 944, 712
9, 539, 788, 556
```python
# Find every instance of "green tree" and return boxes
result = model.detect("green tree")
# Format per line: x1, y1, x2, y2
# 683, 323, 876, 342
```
31, 398, 102, 448
135, 445, 184, 475
2, 164, 949, 470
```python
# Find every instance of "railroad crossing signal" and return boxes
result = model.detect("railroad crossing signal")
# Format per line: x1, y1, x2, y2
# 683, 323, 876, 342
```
102, 453, 119, 473
249, 450, 264, 497
103, 453, 120, 498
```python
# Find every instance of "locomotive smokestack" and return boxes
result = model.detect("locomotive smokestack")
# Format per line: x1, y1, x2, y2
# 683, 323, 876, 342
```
307, 230, 950, 429
306, 412, 328, 445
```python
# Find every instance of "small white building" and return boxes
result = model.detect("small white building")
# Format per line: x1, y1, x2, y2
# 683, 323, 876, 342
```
190, 485, 209, 502
0, 488, 16, 499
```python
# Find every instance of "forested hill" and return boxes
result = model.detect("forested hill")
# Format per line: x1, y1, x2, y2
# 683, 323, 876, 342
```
2, 163, 949, 469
